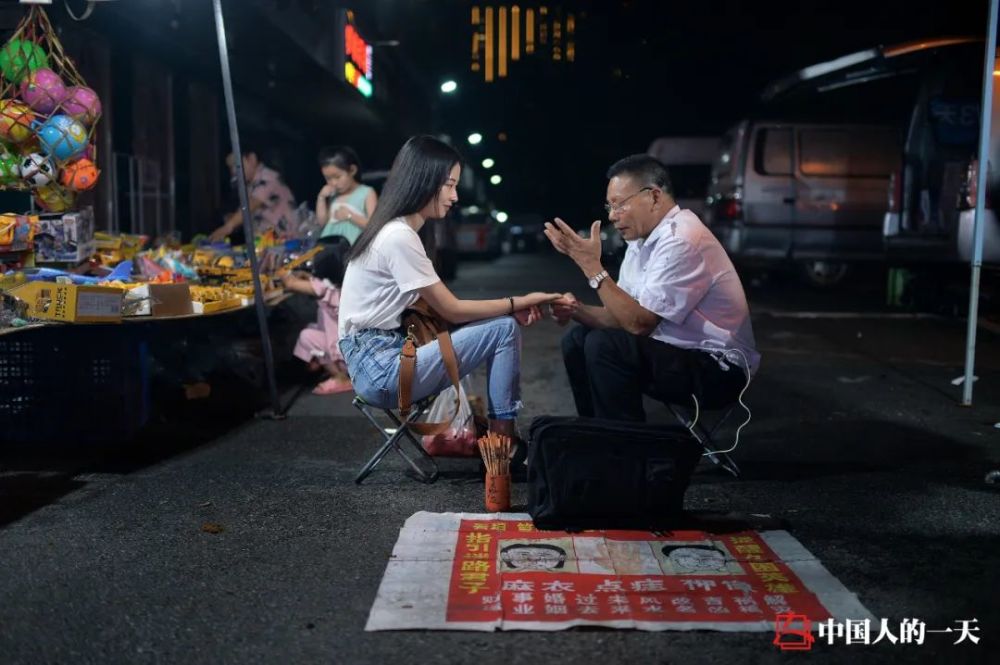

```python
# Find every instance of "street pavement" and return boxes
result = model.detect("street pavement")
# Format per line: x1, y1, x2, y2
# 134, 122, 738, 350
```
1, 251, 999, 664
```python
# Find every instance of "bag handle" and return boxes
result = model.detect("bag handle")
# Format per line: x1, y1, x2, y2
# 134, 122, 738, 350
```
399, 328, 462, 436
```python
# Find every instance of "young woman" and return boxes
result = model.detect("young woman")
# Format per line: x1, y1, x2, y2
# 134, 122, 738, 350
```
338, 136, 559, 441
315, 145, 377, 246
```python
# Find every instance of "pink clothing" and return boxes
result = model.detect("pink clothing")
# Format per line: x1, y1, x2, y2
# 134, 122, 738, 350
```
293, 277, 345, 368
249, 164, 299, 240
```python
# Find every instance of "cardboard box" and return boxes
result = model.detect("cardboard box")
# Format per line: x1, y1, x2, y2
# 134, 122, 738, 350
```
34, 208, 96, 263
8, 281, 123, 323
192, 298, 243, 314
124, 283, 193, 317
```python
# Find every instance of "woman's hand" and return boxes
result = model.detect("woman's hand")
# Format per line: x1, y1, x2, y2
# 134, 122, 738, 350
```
333, 205, 353, 221
318, 183, 337, 200
513, 305, 544, 327
515, 292, 563, 310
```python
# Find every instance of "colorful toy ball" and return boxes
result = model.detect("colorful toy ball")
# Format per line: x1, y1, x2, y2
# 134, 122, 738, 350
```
20, 68, 66, 114
0, 39, 48, 84
60, 157, 99, 191
0, 100, 35, 144
0, 151, 20, 185
35, 114, 88, 161
34, 182, 75, 212
20, 152, 55, 186
61, 85, 101, 126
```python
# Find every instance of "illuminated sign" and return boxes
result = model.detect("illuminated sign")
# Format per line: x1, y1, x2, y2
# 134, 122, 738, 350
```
344, 22, 373, 98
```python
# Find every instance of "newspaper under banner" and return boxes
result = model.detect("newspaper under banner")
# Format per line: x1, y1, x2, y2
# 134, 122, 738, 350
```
366, 512, 874, 632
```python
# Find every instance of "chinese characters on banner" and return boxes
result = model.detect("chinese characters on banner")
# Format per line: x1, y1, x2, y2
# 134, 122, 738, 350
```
366, 512, 874, 632
445, 518, 831, 626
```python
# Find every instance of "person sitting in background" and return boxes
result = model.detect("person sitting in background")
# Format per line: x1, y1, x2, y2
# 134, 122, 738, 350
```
276, 238, 353, 395
209, 145, 298, 242
545, 154, 759, 421
316, 145, 378, 246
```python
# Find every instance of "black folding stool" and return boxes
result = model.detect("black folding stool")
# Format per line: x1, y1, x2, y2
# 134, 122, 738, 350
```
352, 395, 439, 484
668, 402, 741, 478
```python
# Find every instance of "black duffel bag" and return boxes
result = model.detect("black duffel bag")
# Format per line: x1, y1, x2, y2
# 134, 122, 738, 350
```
527, 416, 702, 531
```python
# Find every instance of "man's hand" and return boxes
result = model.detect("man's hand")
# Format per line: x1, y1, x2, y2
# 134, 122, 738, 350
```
549, 292, 579, 326
543, 218, 604, 276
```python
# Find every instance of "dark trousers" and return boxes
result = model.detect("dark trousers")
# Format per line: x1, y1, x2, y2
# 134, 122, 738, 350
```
561, 325, 747, 422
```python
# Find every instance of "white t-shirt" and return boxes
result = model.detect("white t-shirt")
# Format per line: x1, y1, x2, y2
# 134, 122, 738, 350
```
339, 219, 441, 336
618, 205, 760, 375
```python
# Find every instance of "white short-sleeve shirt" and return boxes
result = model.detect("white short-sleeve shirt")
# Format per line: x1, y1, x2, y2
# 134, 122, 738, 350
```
338, 219, 441, 336
617, 205, 760, 375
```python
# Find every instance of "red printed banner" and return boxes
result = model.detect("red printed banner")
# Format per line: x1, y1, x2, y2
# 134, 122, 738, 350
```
366, 512, 873, 632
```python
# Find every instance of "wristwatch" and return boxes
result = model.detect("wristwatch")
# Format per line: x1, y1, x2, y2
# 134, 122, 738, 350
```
588, 270, 609, 290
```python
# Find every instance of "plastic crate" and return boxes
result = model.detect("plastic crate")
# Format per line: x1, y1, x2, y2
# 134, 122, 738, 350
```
0, 326, 149, 444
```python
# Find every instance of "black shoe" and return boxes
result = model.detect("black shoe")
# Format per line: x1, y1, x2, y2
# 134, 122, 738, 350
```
510, 435, 529, 481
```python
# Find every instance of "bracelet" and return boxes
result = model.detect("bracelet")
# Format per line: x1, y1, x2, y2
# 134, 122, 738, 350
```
508, 296, 515, 314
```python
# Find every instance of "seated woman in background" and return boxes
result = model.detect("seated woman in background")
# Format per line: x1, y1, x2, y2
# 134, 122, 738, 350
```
337, 135, 559, 443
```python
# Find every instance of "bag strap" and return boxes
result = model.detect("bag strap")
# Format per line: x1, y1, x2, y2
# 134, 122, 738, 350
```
399, 329, 462, 436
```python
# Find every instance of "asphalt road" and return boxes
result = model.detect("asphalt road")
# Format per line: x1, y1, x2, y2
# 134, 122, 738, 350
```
1, 251, 999, 664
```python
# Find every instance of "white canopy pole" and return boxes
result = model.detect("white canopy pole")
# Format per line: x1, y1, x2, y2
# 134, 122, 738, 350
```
962, 0, 1000, 406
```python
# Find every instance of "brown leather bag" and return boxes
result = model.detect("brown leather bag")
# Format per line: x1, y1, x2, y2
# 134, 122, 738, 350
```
398, 298, 462, 436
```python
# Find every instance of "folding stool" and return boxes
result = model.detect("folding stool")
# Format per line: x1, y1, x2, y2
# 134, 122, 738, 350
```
352, 395, 439, 484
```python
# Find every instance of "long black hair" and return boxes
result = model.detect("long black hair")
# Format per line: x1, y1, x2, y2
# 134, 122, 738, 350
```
348, 135, 462, 261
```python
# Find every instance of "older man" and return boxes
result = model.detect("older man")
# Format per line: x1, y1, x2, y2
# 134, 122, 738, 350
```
544, 154, 759, 421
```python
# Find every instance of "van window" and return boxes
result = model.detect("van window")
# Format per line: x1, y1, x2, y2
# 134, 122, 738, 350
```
667, 164, 712, 199
754, 128, 793, 176
799, 129, 899, 177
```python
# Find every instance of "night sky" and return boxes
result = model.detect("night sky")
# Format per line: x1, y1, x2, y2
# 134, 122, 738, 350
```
367, 0, 989, 225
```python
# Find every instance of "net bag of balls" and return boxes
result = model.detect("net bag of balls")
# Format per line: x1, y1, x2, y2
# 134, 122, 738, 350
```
0, 5, 101, 212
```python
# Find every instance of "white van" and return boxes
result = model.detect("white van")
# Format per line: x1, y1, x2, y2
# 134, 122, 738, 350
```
704, 120, 900, 286
647, 136, 718, 219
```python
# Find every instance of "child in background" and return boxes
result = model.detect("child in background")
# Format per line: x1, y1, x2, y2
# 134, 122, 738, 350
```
316, 146, 378, 246
278, 241, 352, 395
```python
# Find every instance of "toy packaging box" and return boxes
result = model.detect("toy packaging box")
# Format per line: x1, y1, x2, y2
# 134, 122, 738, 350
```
8, 280, 122, 322
33, 207, 95, 263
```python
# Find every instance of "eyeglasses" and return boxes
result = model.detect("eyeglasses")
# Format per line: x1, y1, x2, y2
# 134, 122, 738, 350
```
604, 186, 653, 215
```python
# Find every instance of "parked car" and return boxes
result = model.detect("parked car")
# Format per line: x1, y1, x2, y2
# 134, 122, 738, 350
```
957, 158, 1000, 262
506, 212, 545, 253
704, 120, 900, 286
454, 207, 502, 258
647, 136, 717, 219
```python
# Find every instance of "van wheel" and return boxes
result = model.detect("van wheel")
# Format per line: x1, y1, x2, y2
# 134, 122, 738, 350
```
800, 260, 849, 288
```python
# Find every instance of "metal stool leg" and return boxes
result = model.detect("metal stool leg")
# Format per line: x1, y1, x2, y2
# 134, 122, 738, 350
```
669, 404, 741, 479
353, 397, 439, 484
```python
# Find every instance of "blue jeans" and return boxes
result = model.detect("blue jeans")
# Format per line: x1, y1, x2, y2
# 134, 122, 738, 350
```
339, 316, 523, 419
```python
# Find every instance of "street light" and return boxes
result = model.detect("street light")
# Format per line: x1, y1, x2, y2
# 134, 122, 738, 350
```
496, 211, 509, 223
490, 174, 502, 185
468, 132, 483, 145
440, 80, 457, 93
481, 158, 495, 169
